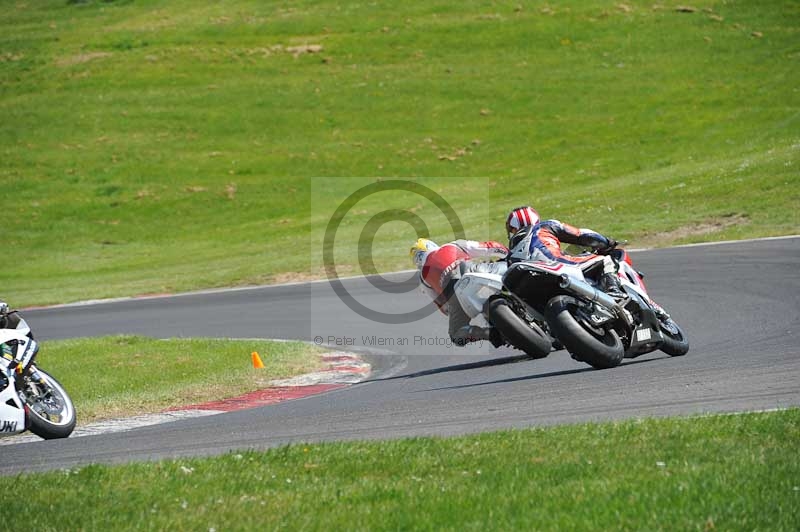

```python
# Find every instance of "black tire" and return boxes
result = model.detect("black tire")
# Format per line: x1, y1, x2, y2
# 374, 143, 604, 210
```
486, 298, 552, 359
659, 318, 690, 356
23, 368, 76, 439
545, 295, 624, 369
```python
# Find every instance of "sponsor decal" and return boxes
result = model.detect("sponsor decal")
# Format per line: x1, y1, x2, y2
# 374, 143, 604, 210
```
1, 420, 18, 433
535, 262, 564, 273
439, 262, 459, 287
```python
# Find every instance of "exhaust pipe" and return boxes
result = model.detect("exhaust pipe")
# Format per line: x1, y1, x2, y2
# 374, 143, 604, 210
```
559, 275, 619, 309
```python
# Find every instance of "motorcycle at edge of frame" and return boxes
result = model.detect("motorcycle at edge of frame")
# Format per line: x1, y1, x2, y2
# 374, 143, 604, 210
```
1, 304, 76, 439
454, 242, 690, 368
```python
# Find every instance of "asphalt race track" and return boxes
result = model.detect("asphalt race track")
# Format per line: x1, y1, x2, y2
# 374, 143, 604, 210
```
1, 237, 798, 475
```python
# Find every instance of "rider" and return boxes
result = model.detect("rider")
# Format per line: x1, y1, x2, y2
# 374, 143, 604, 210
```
504, 206, 625, 296
0, 301, 24, 333
410, 238, 508, 347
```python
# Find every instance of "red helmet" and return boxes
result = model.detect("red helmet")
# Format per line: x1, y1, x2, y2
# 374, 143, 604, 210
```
505, 206, 540, 238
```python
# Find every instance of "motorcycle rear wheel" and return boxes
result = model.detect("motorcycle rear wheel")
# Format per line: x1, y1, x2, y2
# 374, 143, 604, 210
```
545, 295, 624, 369
23, 367, 76, 439
486, 298, 552, 359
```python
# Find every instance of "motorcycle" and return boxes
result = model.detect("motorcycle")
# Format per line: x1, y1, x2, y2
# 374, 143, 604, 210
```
501, 244, 689, 369
453, 262, 554, 359
0, 305, 76, 439
453, 244, 689, 367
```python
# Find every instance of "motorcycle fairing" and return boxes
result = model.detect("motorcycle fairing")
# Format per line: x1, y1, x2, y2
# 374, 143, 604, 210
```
622, 289, 665, 356
504, 259, 607, 309
0, 374, 26, 436
453, 272, 504, 319
0, 328, 36, 436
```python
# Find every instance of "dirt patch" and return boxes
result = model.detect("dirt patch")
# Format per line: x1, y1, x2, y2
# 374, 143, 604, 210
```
56, 52, 113, 67
634, 214, 749, 248
273, 264, 359, 285
285, 44, 323, 56
271, 271, 324, 285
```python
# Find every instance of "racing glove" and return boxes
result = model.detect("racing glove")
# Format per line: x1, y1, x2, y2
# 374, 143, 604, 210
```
595, 238, 618, 255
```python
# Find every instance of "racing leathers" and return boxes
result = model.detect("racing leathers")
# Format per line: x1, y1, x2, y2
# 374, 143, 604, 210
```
507, 220, 622, 294
418, 239, 508, 346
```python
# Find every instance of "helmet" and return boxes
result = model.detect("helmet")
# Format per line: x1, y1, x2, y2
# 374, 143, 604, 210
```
409, 238, 440, 270
505, 206, 539, 238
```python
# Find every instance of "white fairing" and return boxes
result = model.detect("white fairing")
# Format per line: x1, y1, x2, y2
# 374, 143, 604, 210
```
0, 329, 30, 437
524, 256, 655, 306
616, 260, 653, 302
0, 376, 25, 436
454, 273, 504, 319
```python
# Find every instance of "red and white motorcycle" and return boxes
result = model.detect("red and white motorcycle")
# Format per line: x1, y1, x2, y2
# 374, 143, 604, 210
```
453, 245, 689, 368
1, 305, 76, 439
502, 245, 689, 368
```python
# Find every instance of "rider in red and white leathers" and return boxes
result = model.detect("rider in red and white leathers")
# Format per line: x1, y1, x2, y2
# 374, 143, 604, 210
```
504, 206, 624, 295
410, 238, 508, 346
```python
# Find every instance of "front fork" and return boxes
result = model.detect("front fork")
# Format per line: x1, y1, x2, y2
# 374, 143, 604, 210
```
5, 346, 47, 403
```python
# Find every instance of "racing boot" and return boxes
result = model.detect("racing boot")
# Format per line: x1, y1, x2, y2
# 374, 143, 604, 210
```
451, 325, 493, 347
489, 327, 506, 348
599, 273, 626, 299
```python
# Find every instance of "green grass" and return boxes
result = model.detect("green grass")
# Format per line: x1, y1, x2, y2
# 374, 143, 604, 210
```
1, 0, 798, 307
2, 409, 797, 530
34, 335, 324, 422
3, 7, 795, 528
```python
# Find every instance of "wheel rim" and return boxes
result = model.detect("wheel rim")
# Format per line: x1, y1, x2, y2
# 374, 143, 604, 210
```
661, 318, 681, 337
24, 375, 74, 427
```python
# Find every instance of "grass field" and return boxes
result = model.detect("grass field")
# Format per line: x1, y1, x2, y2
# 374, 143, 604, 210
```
34, 335, 324, 423
2, 5, 798, 528
1, 0, 798, 307
2, 409, 797, 530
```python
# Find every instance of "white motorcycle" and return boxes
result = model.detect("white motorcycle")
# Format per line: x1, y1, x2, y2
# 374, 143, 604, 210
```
1, 305, 76, 439
454, 262, 554, 358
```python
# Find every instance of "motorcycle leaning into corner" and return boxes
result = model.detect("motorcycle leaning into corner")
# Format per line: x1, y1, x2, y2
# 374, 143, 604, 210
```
453, 243, 689, 368
0, 304, 76, 439
453, 261, 555, 359
502, 242, 690, 368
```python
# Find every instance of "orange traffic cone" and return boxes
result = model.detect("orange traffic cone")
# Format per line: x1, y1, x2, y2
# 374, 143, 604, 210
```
251, 351, 265, 369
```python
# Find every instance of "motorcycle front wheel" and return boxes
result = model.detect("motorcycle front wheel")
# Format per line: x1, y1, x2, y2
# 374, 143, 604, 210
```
659, 317, 690, 357
22, 367, 76, 439
545, 295, 624, 369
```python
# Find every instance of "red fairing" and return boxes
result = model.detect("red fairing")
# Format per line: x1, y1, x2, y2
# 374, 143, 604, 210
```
620, 249, 634, 268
